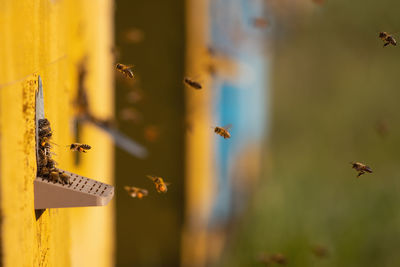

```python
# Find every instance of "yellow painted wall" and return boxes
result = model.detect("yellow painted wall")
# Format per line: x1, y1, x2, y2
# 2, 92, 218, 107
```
0, 1, 114, 266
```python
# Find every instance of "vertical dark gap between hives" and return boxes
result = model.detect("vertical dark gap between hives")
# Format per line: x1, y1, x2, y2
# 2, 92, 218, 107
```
115, 0, 185, 265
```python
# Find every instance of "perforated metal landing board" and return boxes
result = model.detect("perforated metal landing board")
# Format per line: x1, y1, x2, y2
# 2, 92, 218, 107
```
34, 75, 114, 209
34, 169, 114, 209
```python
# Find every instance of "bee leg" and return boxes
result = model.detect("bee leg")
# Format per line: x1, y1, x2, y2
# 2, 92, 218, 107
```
384, 42, 390, 47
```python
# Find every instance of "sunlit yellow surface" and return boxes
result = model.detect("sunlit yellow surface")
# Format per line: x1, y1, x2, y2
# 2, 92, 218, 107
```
0, 1, 114, 266
182, 0, 215, 266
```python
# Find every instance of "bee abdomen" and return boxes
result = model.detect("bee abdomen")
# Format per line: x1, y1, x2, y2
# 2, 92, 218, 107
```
81, 144, 91, 150
126, 70, 134, 78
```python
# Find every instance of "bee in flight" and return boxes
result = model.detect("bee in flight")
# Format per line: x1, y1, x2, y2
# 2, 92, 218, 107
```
270, 253, 287, 265
257, 253, 287, 265
312, 245, 329, 259
213, 124, 232, 139
252, 17, 269, 29
116, 63, 134, 78
124, 186, 148, 199
351, 162, 373, 177
379, 32, 397, 47
68, 143, 91, 153
184, 77, 202, 90
146, 175, 170, 193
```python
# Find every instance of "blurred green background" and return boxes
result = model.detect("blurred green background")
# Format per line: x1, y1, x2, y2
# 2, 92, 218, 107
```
221, 1, 400, 266
114, 0, 400, 266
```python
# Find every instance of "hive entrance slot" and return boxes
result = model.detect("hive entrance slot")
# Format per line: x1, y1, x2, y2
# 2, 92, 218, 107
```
34, 75, 114, 209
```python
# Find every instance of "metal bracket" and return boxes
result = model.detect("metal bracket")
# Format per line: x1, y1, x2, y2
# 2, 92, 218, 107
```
34, 75, 114, 209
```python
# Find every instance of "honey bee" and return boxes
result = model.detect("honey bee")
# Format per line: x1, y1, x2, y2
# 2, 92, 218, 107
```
312, 245, 329, 258
257, 253, 287, 266
46, 158, 57, 170
37, 117, 65, 184
146, 175, 170, 193
116, 63, 134, 78
49, 171, 61, 183
39, 127, 52, 138
312, 0, 325, 5
270, 254, 287, 265
59, 172, 71, 185
351, 162, 373, 177
252, 17, 269, 29
126, 90, 143, 104
39, 119, 52, 138
124, 186, 148, 199
120, 107, 142, 123
40, 136, 51, 147
379, 32, 397, 47
69, 143, 91, 153
38, 149, 48, 166
122, 28, 144, 44
213, 124, 232, 139
38, 166, 50, 178
376, 119, 389, 138
184, 77, 202, 90
144, 125, 160, 142
38, 118, 50, 129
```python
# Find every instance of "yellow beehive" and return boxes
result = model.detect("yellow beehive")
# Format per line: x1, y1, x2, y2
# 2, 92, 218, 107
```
0, 1, 114, 266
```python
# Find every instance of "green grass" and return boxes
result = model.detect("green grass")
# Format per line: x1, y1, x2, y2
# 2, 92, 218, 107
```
221, 1, 400, 266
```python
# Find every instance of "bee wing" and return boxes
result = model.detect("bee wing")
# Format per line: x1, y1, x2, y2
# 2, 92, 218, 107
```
141, 189, 149, 195
365, 166, 373, 173
223, 124, 233, 130
49, 141, 59, 146
146, 175, 156, 181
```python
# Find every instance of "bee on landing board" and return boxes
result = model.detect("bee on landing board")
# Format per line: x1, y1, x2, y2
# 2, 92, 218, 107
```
49, 171, 61, 183
213, 124, 232, 139
124, 186, 149, 199
69, 143, 91, 153
379, 32, 397, 47
184, 77, 202, 90
351, 162, 373, 177
146, 175, 170, 193
38, 119, 52, 138
59, 172, 71, 185
116, 63, 134, 78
